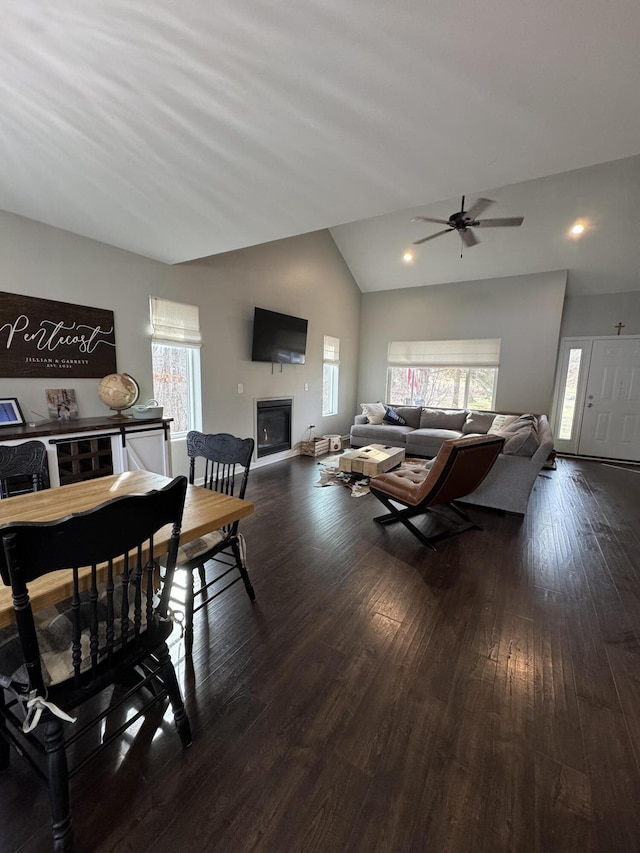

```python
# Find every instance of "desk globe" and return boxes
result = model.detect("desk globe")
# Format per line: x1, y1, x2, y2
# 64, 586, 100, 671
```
98, 373, 140, 419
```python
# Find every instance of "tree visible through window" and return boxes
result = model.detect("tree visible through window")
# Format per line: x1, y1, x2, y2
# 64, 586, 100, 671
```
386, 339, 500, 410
150, 297, 202, 436
387, 366, 497, 409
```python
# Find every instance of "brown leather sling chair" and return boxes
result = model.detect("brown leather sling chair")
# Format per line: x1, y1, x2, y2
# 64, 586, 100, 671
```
369, 434, 505, 549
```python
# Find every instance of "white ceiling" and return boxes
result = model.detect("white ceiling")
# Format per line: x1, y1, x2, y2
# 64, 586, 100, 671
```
3, 1, 640, 280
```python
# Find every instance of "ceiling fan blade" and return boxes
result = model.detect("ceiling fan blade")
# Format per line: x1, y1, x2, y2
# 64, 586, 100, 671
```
410, 216, 450, 225
465, 197, 494, 220
475, 217, 524, 228
413, 228, 453, 245
460, 228, 479, 248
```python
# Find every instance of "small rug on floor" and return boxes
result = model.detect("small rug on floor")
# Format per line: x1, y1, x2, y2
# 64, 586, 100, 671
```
314, 455, 429, 497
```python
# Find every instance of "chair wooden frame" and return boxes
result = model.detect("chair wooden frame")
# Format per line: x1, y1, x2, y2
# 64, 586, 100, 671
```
369, 435, 505, 549
177, 431, 255, 657
0, 476, 191, 852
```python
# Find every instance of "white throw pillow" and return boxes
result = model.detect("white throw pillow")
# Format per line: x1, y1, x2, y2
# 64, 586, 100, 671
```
488, 414, 519, 434
360, 402, 386, 424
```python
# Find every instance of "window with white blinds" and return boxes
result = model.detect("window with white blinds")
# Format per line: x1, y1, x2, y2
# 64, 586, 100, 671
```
323, 335, 340, 416
387, 338, 500, 367
386, 338, 500, 410
149, 297, 202, 436
150, 297, 202, 347
323, 335, 340, 363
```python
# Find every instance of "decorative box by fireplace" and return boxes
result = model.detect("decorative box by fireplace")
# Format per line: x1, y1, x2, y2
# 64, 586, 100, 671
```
256, 398, 292, 458
300, 438, 329, 457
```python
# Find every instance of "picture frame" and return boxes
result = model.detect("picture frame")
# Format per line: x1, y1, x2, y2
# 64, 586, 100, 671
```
45, 388, 79, 421
0, 397, 26, 427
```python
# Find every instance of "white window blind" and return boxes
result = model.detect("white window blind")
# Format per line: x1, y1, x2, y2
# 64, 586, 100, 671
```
387, 338, 500, 367
323, 335, 340, 363
150, 297, 202, 347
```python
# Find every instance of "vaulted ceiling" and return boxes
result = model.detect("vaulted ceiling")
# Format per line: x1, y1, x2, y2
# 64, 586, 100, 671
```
3, 1, 640, 290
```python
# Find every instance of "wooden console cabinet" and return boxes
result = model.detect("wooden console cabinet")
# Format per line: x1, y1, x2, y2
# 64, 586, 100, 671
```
0, 416, 172, 488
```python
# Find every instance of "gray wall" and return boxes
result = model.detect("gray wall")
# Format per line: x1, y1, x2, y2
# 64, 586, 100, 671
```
166, 231, 362, 466
560, 289, 640, 338
0, 212, 361, 476
358, 270, 567, 415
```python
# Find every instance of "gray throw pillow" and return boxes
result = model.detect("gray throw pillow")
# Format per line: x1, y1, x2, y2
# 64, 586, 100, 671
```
502, 424, 539, 456
394, 406, 422, 428
419, 408, 468, 430
462, 411, 496, 435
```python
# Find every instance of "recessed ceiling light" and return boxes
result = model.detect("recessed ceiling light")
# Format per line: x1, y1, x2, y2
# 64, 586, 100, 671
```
402, 250, 415, 263
570, 222, 585, 236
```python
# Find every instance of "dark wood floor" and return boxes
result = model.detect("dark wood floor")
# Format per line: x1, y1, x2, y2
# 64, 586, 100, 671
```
2, 455, 640, 853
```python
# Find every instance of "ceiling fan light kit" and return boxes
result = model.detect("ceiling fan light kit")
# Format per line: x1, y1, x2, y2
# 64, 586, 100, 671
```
412, 195, 524, 254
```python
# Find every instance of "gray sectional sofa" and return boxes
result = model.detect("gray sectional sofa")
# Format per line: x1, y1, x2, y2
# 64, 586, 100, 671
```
350, 405, 554, 515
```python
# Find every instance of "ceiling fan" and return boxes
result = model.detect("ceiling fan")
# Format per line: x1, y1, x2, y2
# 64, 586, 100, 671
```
411, 195, 524, 251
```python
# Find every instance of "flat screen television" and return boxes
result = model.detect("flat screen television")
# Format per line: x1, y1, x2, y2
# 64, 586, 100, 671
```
251, 307, 308, 364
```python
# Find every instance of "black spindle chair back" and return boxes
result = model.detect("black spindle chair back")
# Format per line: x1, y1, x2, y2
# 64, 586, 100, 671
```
0, 476, 191, 852
177, 431, 255, 655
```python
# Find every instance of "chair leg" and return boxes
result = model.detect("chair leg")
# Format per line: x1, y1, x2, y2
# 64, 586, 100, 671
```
44, 716, 73, 853
184, 569, 195, 657
197, 564, 208, 599
157, 643, 192, 748
232, 537, 255, 601
0, 689, 10, 772
372, 493, 480, 550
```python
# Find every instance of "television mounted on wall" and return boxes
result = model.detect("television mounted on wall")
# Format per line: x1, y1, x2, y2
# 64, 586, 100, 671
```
251, 307, 308, 364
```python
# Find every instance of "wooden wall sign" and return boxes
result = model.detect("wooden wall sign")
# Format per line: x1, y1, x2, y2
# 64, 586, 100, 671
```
0, 292, 117, 378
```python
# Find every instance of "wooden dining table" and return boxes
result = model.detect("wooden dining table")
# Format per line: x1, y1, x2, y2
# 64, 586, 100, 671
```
0, 470, 254, 628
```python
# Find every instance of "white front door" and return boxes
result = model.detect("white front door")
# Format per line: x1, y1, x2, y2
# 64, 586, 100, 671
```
577, 338, 640, 461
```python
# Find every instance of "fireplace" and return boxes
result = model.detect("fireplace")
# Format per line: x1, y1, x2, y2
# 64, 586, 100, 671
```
256, 398, 292, 458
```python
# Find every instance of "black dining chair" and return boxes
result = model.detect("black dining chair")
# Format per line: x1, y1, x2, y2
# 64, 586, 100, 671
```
174, 431, 255, 656
0, 476, 191, 853
0, 441, 50, 498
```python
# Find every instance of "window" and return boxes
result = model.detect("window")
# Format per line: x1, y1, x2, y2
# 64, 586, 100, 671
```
386, 339, 500, 410
558, 348, 582, 440
322, 335, 340, 416
150, 297, 202, 437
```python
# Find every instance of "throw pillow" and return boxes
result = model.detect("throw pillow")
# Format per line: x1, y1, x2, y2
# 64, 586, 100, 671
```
383, 406, 407, 426
488, 414, 519, 434
360, 402, 386, 425
502, 424, 540, 456
394, 406, 422, 428
462, 411, 496, 435
500, 413, 537, 434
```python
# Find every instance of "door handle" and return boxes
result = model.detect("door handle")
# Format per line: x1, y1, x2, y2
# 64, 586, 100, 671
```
586, 403, 593, 408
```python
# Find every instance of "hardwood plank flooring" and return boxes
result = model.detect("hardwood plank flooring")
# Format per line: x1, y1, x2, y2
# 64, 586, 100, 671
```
2, 456, 640, 852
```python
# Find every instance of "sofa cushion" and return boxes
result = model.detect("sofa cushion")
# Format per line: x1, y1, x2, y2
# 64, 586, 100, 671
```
462, 411, 496, 435
394, 406, 422, 428
360, 402, 386, 424
419, 408, 468, 430
383, 406, 407, 426
502, 424, 539, 456
350, 423, 414, 444
406, 428, 464, 457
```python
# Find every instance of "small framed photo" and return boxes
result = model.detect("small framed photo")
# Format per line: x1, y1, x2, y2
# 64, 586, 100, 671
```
46, 389, 79, 421
0, 398, 26, 427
